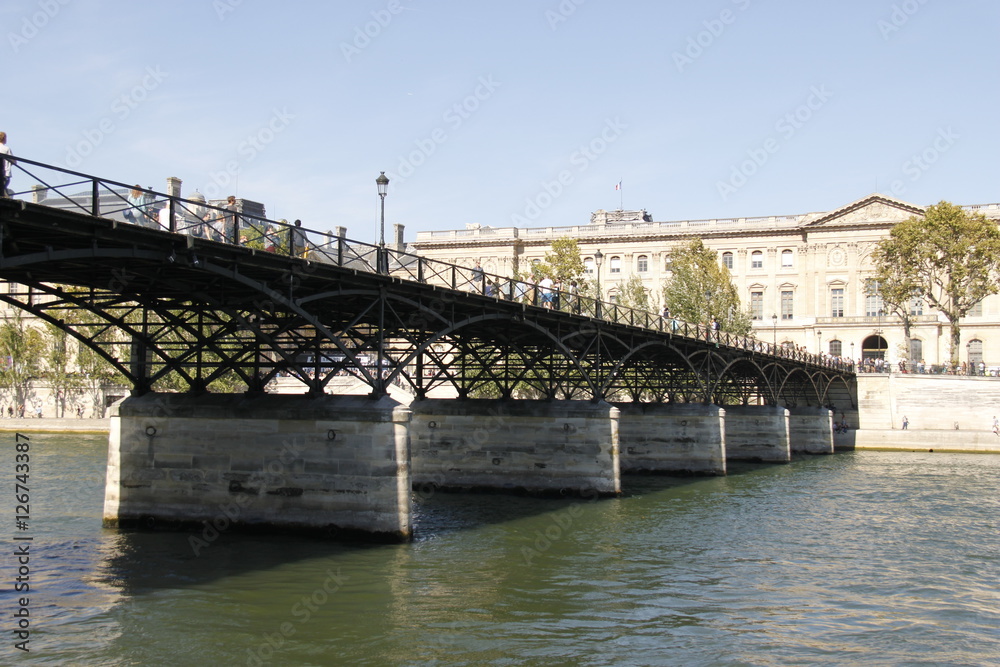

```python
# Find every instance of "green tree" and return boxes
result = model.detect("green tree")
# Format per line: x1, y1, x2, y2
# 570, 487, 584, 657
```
529, 238, 585, 283
615, 274, 653, 313
871, 201, 1000, 365
43, 322, 82, 417
662, 239, 752, 335
0, 312, 45, 413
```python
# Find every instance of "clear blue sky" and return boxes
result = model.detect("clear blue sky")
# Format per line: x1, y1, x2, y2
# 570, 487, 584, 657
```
4, 0, 997, 243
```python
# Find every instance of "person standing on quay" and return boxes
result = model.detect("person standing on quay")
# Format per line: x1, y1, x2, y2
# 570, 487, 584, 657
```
902, 415, 909, 430
0, 131, 15, 197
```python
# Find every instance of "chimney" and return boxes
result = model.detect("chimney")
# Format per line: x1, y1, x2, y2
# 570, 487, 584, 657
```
166, 177, 182, 198
31, 184, 48, 204
335, 226, 347, 239
393, 223, 405, 251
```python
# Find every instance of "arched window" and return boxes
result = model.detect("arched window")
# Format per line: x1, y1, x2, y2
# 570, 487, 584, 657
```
584, 257, 594, 274
609, 256, 621, 274
781, 249, 794, 268
909, 338, 923, 365
829, 340, 842, 357
751, 251, 763, 269
636, 255, 648, 273
722, 252, 734, 270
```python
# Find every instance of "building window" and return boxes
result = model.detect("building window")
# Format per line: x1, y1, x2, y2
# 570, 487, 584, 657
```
909, 338, 923, 364
751, 251, 763, 269
831, 288, 844, 318
781, 249, 793, 268
865, 291, 884, 318
909, 296, 923, 316
608, 290, 619, 304
780, 290, 794, 320
636, 255, 648, 273
829, 340, 842, 357
609, 256, 621, 274
722, 252, 734, 270
750, 291, 764, 320
584, 258, 594, 274
968, 300, 983, 317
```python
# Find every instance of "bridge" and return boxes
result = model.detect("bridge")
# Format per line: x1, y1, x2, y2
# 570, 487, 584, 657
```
0, 156, 856, 540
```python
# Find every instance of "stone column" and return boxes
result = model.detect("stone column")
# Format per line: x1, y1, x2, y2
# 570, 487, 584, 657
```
103, 393, 413, 541
615, 402, 726, 475
722, 404, 791, 462
409, 399, 620, 497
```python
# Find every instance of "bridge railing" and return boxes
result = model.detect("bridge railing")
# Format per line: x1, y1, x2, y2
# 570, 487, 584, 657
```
0, 155, 853, 373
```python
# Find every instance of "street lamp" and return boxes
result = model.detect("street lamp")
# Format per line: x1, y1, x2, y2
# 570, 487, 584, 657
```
817, 329, 822, 356
593, 249, 604, 318
850, 341, 855, 363
771, 313, 777, 349
376, 171, 389, 273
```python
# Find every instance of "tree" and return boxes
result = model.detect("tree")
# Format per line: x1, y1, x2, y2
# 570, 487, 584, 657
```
871, 201, 1000, 365
43, 322, 82, 418
615, 274, 653, 313
0, 312, 45, 413
529, 237, 585, 284
661, 239, 752, 335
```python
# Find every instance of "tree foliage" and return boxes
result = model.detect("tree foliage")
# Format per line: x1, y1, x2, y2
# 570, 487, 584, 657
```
871, 201, 1000, 364
615, 274, 652, 313
661, 239, 752, 335
0, 312, 45, 410
528, 237, 585, 284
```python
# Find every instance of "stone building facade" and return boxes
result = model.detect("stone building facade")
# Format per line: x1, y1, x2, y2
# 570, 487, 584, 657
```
410, 194, 1000, 370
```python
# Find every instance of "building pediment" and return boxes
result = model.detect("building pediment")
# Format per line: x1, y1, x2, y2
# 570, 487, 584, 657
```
802, 194, 924, 228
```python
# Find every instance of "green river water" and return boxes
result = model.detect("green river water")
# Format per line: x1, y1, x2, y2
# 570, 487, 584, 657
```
1, 433, 997, 666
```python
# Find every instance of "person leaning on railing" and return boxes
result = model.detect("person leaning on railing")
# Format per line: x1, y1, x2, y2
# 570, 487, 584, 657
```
0, 131, 15, 197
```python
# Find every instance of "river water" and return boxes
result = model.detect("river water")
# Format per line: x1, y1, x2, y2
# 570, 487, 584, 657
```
2, 433, 998, 666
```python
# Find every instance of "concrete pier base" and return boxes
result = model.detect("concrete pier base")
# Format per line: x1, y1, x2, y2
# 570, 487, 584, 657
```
615, 403, 726, 475
788, 406, 834, 455
103, 393, 413, 541
722, 404, 791, 462
409, 399, 620, 497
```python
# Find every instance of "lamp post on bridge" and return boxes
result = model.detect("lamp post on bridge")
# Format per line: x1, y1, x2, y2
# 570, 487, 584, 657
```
771, 313, 777, 350
817, 329, 822, 357
594, 249, 604, 319
376, 171, 389, 274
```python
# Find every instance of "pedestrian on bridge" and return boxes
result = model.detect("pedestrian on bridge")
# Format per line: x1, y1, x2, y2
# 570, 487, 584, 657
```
0, 132, 15, 197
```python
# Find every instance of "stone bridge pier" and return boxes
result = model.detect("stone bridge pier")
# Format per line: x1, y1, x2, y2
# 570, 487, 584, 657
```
104, 395, 835, 540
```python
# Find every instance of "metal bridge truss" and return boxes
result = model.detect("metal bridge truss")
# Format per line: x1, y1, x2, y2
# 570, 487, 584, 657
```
0, 163, 855, 411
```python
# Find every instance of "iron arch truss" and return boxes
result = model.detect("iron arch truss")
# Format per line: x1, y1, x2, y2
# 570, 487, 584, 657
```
0, 197, 856, 410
